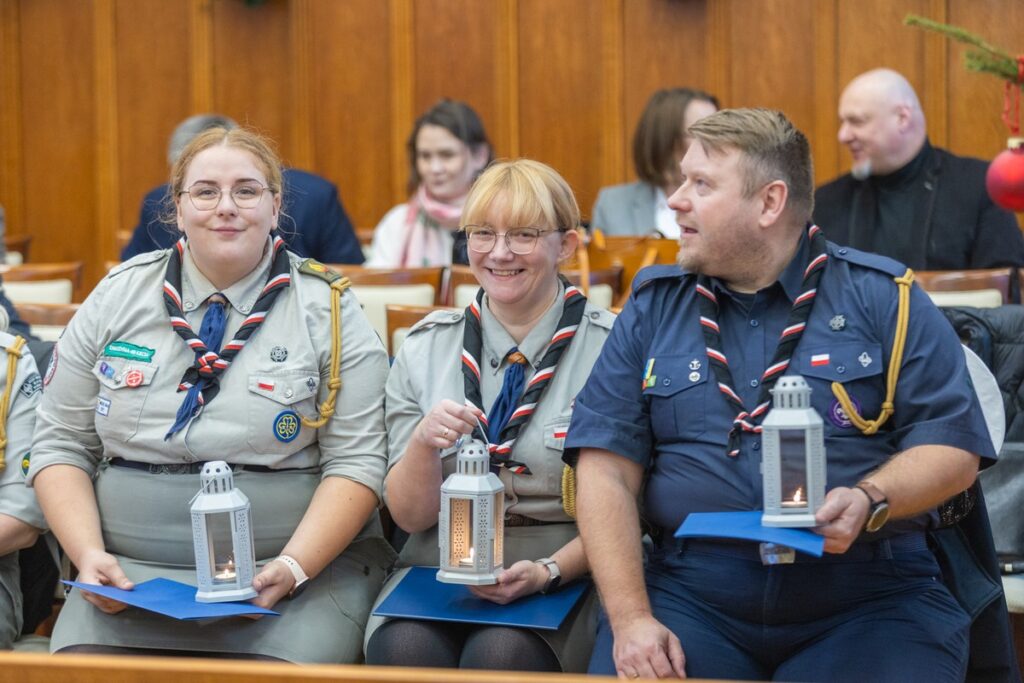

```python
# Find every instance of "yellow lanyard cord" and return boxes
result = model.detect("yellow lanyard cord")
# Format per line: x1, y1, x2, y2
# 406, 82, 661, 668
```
0, 336, 27, 471
300, 277, 350, 429
830, 268, 915, 435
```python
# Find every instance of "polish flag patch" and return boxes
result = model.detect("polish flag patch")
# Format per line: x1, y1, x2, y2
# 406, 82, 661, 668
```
810, 353, 830, 367
258, 380, 275, 392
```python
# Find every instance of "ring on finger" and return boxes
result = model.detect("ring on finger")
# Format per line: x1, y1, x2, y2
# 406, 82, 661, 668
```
442, 426, 450, 439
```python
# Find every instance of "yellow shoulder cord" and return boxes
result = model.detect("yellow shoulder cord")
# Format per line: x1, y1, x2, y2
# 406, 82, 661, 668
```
561, 464, 577, 518
300, 277, 351, 429
830, 268, 914, 435
0, 336, 27, 471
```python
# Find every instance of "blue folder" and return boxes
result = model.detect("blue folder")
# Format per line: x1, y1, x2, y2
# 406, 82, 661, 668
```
63, 578, 279, 620
372, 566, 589, 630
675, 511, 825, 557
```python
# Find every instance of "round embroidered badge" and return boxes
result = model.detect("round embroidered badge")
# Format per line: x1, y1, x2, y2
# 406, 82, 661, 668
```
273, 410, 301, 443
125, 369, 144, 388
828, 396, 861, 429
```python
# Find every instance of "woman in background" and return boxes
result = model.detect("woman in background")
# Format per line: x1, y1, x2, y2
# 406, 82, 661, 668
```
367, 99, 492, 267
591, 87, 718, 237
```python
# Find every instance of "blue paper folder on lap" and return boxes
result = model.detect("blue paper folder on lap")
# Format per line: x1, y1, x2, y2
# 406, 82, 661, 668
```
373, 566, 589, 630
675, 511, 825, 557
62, 578, 279, 620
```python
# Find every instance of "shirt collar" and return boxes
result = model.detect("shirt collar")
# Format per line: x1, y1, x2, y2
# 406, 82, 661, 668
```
479, 280, 565, 375
181, 236, 274, 314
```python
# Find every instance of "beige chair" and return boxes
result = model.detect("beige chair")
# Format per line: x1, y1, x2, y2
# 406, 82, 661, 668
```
13, 302, 79, 342
385, 304, 458, 357
926, 289, 1005, 309
0, 262, 84, 304
3, 234, 31, 264
916, 268, 1013, 306
325, 266, 446, 344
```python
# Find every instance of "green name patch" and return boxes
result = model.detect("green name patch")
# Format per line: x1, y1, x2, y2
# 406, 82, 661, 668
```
103, 341, 155, 363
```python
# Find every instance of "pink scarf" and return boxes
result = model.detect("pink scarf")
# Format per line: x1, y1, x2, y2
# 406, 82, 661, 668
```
399, 185, 466, 267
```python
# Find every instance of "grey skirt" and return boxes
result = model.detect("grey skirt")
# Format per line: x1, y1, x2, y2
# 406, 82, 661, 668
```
364, 523, 598, 673
50, 465, 395, 663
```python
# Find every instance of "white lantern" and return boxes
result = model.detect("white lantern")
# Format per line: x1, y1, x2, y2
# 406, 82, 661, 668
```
437, 439, 504, 585
190, 461, 258, 603
761, 375, 827, 528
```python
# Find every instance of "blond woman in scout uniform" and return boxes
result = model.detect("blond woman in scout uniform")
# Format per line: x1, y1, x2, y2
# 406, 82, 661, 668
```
365, 159, 614, 672
29, 128, 393, 662
0, 308, 47, 648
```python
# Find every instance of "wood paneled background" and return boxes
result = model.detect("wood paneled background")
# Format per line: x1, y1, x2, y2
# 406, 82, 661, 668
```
1, 0, 1022, 285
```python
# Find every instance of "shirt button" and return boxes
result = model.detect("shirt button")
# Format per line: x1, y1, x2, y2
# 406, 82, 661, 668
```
838, 248, 849, 255
662, 378, 672, 387
750, 379, 759, 388
836, 365, 846, 374
284, 389, 294, 398
750, 319, 759, 328
589, 311, 600, 320
451, 313, 460, 322
240, 304, 251, 313
184, 300, 195, 311
490, 358, 499, 368
753, 442, 761, 450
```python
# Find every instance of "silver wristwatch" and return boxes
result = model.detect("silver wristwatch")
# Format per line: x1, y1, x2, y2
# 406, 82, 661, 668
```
534, 557, 562, 594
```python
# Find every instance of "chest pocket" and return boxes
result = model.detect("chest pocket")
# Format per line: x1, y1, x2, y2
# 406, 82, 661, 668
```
643, 353, 708, 440
246, 370, 320, 455
92, 358, 159, 442
799, 342, 884, 432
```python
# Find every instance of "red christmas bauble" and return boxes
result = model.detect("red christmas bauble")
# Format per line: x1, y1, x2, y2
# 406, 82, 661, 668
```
987, 138, 1024, 212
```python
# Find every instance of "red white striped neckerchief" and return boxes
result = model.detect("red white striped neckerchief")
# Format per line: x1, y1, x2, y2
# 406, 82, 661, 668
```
461, 276, 587, 474
163, 233, 291, 437
695, 224, 828, 457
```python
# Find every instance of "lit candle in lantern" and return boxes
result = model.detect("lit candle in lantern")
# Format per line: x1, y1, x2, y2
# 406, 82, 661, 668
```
781, 487, 805, 508
214, 557, 237, 581
458, 547, 476, 567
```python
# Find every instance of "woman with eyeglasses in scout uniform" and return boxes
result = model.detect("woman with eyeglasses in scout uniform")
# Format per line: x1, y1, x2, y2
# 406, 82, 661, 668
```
29, 127, 394, 662
364, 159, 614, 672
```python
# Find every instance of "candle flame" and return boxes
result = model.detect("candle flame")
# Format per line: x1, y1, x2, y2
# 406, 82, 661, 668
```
792, 487, 803, 503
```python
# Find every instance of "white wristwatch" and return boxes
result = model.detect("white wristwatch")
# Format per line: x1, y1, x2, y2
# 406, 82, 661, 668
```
276, 554, 309, 598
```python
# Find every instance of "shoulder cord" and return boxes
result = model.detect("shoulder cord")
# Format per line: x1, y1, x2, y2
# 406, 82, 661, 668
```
830, 268, 914, 434
0, 336, 27, 470
300, 277, 351, 429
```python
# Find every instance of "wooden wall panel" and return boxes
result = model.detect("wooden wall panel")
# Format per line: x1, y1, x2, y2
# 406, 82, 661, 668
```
114, 0, 191, 239
518, 0, 607, 219
308, 0, 392, 229
0, 0, 24, 238
18, 0, 97, 265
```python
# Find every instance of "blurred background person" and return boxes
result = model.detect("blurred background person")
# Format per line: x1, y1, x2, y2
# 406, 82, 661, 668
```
121, 114, 364, 265
366, 99, 492, 267
591, 87, 718, 237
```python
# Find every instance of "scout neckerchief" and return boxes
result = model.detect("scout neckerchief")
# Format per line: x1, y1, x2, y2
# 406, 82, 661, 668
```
696, 224, 828, 457
164, 233, 291, 438
462, 277, 586, 474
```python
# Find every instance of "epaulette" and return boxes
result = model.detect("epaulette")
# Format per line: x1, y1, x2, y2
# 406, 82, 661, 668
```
828, 243, 906, 278
0, 331, 26, 357
583, 305, 617, 330
633, 263, 689, 294
407, 309, 464, 336
107, 250, 167, 278
297, 259, 343, 284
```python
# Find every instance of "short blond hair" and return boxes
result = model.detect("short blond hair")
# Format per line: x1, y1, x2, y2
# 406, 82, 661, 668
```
461, 159, 580, 232
688, 108, 814, 223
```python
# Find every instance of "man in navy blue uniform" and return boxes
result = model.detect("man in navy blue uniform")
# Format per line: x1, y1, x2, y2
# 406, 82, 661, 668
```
565, 108, 995, 681
121, 114, 364, 264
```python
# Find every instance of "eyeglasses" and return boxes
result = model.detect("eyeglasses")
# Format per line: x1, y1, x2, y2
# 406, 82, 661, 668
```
463, 226, 560, 255
179, 183, 270, 211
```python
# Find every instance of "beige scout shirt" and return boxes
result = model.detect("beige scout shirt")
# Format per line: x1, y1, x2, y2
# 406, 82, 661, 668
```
0, 331, 45, 530
28, 239, 389, 498
385, 284, 615, 521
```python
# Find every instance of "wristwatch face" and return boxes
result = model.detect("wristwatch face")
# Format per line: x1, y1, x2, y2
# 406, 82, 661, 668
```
865, 502, 890, 533
289, 577, 309, 599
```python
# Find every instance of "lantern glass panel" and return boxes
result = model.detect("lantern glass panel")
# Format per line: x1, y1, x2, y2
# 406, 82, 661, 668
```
449, 497, 475, 567
492, 492, 504, 566
206, 512, 237, 584
779, 429, 809, 509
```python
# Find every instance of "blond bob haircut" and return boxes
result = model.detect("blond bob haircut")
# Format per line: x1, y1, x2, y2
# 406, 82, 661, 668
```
688, 108, 814, 224
170, 127, 284, 200
461, 159, 580, 233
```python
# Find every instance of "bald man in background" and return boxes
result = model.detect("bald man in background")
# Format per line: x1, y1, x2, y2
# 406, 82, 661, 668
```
814, 68, 1024, 271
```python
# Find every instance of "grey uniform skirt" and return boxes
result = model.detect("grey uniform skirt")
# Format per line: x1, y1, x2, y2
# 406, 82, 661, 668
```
364, 523, 598, 673
50, 465, 395, 663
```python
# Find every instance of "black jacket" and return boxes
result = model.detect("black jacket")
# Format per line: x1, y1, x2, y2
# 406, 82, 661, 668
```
814, 143, 1024, 270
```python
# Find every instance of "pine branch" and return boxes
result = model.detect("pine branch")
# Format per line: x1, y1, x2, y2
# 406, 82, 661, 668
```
966, 51, 1020, 82
905, 14, 1014, 61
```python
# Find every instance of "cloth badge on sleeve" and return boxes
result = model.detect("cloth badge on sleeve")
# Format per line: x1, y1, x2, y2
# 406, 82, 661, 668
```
810, 353, 830, 367
96, 396, 111, 416
828, 396, 860, 429
20, 452, 30, 477
103, 341, 155, 363
19, 374, 42, 398
273, 410, 300, 443
43, 344, 59, 387
270, 346, 288, 362
124, 369, 144, 388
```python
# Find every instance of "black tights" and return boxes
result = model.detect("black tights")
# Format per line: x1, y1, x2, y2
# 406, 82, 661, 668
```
365, 619, 562, 671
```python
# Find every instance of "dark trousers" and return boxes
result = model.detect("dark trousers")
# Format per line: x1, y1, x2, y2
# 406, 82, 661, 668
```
589, 536, 970, 681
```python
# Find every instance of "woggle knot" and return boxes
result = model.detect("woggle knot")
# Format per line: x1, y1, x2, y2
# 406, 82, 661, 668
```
327, 378, 341, 390
881, 401, 895, 412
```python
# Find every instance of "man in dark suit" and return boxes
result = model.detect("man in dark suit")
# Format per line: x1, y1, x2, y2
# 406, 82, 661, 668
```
121, 115, 364, 264
814, 68, 1024, 271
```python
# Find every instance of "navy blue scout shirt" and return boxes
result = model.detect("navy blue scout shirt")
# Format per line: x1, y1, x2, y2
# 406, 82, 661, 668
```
564, 234, 996, 538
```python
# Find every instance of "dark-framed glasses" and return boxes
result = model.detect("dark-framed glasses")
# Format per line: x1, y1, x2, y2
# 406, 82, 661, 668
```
180, 183, 270, 210
463, 225, 559, 255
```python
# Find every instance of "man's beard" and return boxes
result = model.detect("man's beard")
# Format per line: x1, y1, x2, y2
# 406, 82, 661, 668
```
851, 159, 872, 180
